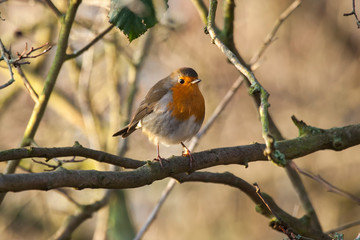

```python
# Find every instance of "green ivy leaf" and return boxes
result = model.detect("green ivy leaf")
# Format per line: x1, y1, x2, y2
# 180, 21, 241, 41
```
109, 0, 168, 42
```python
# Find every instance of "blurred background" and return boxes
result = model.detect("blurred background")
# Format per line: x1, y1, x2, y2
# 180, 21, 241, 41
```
0, 0, 360, 239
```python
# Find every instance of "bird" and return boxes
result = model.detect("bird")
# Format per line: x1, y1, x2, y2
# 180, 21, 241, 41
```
113, 67, 205, 168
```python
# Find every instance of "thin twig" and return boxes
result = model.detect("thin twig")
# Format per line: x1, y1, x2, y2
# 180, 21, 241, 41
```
134, 180, 176, 240
43, 0, 63, 17
293, 162, 360, 204
32, 158, 60, 171
0, 79, 15, 89
325, 219, 360, 234
52, 190, 112, 240
1, 41, 52, 91
189, 76, 244, 150
15, 65, 39, 103
12, 42, 52, 66
286, 161, 324, 232
250, 0, 302, 65
55, 188, 82, 207
344, 0, 360, 28
254, 183, 276, 217
0, 39, 15, 89
65, 24, 115, 60
254, 183, 306, 240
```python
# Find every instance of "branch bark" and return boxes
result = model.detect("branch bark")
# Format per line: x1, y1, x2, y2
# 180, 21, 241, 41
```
0, 121, 359, 193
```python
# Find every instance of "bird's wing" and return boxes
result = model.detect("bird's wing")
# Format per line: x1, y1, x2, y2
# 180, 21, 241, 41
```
127, 78, 170, 130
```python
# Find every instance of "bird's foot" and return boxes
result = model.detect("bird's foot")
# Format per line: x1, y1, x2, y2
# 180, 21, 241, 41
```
181, 142, 194, 169
153, 155, 167, 168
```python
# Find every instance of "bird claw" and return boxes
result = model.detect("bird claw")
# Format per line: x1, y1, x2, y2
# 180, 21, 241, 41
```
153, 156, 168, 168
181, 143, 194, 169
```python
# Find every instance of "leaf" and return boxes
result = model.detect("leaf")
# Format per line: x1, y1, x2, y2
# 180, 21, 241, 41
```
109, 0, 168, 42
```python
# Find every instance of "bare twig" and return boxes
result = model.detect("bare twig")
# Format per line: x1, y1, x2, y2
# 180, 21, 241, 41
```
0, 41, 52, 91
65, 24, 115, 60
292, 162, 360, 204
55, 188, 82, 207
254, 183, 277, 217
0, 39, 15, 89
52, 190, 112, 240
60, 156, 86, 163
0, 79, 15, 89
134, 180, 176, 240
15, 65, 39, 103
12, 42, 52, 66
32, 158, 60, 171
250, 0, 302, 65
189, 76, 244, 150
325, 219, 360, 234
32, 156, 87, 171
42, 0, 63, 17
344, 0, 360, 28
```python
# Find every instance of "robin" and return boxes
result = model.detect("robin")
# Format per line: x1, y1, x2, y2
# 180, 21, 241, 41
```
113, 67, 205, 168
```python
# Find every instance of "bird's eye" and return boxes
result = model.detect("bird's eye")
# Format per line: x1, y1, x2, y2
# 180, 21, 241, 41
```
178, 79, 185, 84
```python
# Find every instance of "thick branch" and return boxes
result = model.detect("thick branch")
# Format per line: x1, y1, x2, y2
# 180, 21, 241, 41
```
0, 122, 359, 192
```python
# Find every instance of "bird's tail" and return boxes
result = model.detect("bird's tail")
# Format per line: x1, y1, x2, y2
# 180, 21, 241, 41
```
112, 124, 137, 138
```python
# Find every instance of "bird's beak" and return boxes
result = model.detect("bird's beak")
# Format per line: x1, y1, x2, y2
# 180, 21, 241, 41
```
191, 79, 201, 84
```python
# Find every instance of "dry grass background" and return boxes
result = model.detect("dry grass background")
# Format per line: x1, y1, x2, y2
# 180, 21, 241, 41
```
0, 0, 359, 239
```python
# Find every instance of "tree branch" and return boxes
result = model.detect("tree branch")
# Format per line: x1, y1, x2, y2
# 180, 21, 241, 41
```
0, 39, 15, 89
52, 190, 111, 240
293, 162, 360, 204
65, 24, 115, 60
15, 65, 39, 103
43, 0, 63, 18
344, 0, 360, 28
3, 0, 82, 174
0, 144, 144, 169
250, 0, 302, 66
0, 121, 359, 193
325, 219, 360, 234
0, 0, 83, 206
207, 0, 283, 166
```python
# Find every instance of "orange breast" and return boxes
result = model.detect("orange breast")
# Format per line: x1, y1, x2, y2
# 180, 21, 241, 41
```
167, 84, 205, 123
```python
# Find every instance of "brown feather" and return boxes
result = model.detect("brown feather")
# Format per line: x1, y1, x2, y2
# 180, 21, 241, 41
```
113, 77, 171, 138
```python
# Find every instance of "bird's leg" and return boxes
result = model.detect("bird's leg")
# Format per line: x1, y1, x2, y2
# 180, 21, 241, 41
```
181, 142, 194, 168
153, 143, 165, 168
